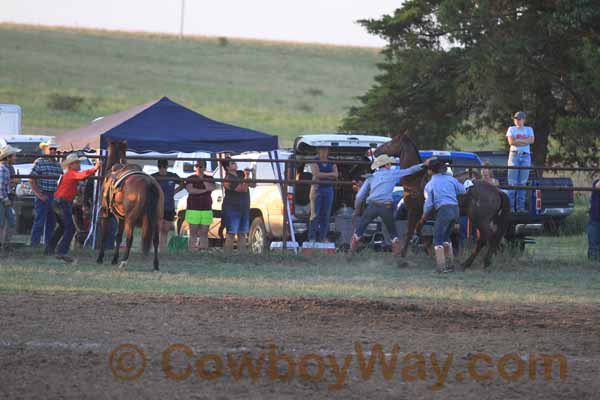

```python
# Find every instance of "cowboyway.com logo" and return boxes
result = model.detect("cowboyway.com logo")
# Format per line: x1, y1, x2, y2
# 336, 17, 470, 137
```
109, 342, 567, 390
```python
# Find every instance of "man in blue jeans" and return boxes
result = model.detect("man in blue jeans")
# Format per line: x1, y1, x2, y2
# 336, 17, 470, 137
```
506, 111, 535, 213
350, 154, 432, 256
587, 178, 600, 261
30, 138, 63, 246
420, 159, 466, 273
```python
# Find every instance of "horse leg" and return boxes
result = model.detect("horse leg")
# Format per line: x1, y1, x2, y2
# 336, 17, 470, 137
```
153, 221, 160, 271
111, 219, 125, 265
462, 239, 485, 269
482, 222, 498, 268
401, 208, 420, 257
119, 222, 134, 269
96, 216, 109, 264
461, 219, 490, 269
478, 222, 495, 269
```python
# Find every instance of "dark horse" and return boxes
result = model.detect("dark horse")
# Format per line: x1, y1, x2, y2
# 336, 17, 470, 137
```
374, 134, 511, 268
460, 181, 511, 269
96, 140, 164, 270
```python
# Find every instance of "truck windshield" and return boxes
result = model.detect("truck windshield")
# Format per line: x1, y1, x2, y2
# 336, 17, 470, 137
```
10, 142, 43, 164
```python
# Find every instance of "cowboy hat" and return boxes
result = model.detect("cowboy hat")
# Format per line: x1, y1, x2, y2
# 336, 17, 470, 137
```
0, 145, 22, 160
371, 154, 396, 170
39, 137, 59, 149
61, 153, 87, 169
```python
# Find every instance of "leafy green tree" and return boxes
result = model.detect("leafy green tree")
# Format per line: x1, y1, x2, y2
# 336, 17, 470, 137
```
343, 0, 600, 167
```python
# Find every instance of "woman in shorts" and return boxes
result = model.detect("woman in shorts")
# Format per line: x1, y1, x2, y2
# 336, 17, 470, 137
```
185, 160, 215, 252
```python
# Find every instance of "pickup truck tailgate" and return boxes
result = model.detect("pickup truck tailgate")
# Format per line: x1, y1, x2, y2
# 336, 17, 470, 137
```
533, 177, 574, 216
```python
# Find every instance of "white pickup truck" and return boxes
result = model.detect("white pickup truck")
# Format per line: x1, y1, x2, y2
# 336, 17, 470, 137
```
174, 134, 392, 254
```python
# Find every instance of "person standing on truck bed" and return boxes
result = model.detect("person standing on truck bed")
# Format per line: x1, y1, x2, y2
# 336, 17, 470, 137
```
587, 178, 600, 261
420, 158, 466, 273
350, 154, 431, 256
30, 138, 63, 248
309, 147, 338, 242
506, 111, 535, 213
151, 159, 184, 251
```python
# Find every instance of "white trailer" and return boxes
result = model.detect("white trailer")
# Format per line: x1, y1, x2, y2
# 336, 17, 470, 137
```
0, 104, 22, 136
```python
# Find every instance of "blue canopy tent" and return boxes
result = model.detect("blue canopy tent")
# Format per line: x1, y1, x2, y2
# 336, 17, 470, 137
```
58, 96, 278, 153
59, 97, 279, 250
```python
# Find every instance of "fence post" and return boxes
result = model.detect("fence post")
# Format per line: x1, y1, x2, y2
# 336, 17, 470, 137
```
282, 182, 289, 249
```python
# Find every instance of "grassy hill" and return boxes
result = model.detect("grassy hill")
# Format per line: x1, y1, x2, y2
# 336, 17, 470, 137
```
0, 24, 381, 145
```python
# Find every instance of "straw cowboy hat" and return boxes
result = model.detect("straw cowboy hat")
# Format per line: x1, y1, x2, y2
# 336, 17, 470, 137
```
371, 154, 396, 170
61, 153, 86, 169
39, 137, 59, 150
0, 145, 22, 160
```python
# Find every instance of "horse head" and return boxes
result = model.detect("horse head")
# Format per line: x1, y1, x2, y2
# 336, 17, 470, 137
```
374, 133, 422, 169
106, 140, 128, 171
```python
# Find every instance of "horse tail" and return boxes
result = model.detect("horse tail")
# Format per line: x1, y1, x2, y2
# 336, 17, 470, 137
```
493, 189, 511, 241
142, 179, 162, 255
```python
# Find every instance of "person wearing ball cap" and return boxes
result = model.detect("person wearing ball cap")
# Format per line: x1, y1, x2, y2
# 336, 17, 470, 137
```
45, 153, 101, 263
419, 158, 466, 273
350, 153, 435, 256
506, 111, 534, 213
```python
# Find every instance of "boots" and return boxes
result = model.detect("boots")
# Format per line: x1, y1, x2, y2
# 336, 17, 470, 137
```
443, 242, 455, 272
391, 237, 402, 257
238, 233, 248, 255
224, 234, 235, 255
434, 245, 445, 273
349, 233, 361, 254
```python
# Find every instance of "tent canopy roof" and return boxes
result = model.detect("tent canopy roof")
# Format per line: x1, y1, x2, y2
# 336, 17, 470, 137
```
58, 97, 278, 153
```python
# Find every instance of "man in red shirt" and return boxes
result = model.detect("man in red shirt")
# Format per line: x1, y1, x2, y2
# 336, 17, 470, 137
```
45, 153, 101, 262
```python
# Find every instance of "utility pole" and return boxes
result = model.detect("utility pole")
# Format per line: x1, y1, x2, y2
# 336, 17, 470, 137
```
179, 0, 185, 39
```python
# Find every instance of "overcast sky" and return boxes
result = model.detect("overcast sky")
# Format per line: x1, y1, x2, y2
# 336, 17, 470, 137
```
2, 0, 402, 47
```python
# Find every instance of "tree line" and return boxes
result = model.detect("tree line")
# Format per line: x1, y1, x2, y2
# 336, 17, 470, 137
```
342, 0, 600, 167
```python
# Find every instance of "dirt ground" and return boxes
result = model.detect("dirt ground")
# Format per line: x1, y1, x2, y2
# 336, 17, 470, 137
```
0, 293, 598, 399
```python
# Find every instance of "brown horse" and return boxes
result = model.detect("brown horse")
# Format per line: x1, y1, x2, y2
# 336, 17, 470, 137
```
96, 140, 164, 270
374, 134, 427, 258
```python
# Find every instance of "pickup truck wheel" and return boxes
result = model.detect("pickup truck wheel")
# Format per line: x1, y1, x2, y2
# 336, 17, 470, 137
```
249, 217, 269, 255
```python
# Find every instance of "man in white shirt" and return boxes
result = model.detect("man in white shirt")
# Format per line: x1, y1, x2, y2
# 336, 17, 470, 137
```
506, 111, 535, 213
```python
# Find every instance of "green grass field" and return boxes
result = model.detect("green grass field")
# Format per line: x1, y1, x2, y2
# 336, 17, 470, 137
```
0, 24, 382, 145
1, 235, 598, 305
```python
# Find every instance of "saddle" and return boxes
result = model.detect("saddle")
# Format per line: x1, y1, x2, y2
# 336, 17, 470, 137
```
100, 163, 146, 218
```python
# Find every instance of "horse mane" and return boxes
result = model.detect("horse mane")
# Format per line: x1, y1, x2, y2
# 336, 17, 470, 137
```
399, 134, 422, 164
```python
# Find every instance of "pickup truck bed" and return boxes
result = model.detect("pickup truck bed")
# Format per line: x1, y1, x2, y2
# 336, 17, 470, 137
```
476, 151, 574, 232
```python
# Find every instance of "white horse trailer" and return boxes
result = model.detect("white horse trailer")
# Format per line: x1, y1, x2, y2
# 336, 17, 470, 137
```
0, 104, 22, 136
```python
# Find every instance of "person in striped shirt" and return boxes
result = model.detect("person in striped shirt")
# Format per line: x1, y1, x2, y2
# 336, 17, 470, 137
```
30, 138, 63, 247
